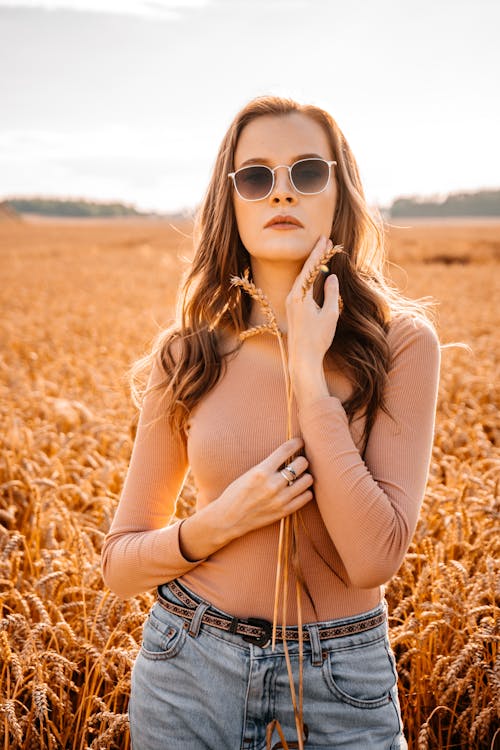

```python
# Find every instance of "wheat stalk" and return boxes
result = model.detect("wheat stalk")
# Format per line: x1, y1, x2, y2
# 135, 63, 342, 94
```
230, 277, 294, 640
229, 273, 306, 750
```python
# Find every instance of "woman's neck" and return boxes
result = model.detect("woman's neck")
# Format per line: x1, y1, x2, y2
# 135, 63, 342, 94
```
249, 259, 303, 334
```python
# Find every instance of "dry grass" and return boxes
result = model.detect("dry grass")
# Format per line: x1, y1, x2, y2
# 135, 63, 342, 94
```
0, 216, 499, 749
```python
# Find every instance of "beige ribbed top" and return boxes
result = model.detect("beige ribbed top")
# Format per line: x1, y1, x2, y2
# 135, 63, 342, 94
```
101, 313, 440, 623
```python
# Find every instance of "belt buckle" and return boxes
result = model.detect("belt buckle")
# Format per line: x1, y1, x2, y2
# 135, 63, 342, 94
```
242, 617, 272, 648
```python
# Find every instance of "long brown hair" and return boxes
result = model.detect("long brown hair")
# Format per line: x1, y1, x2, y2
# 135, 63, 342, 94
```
130, 95, 436, 455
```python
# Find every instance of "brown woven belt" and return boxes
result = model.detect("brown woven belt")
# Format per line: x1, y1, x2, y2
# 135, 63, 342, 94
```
157, 580, 386, 649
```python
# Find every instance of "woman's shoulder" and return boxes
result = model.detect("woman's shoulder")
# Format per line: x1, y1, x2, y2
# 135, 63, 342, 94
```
386, 311, 440, 359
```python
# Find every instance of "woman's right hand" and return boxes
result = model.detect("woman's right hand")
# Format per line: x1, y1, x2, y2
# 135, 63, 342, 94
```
214, 437, 314, 540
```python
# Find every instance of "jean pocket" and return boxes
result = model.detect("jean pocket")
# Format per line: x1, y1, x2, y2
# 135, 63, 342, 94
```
322, 634, 397, 709
140, 602, 187, 661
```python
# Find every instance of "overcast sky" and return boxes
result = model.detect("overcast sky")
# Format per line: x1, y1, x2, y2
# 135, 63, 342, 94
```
1, 0, 499, 213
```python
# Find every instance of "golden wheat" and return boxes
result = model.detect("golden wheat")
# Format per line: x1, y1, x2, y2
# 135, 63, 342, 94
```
300, 241, 344, 299
0, 216, 498, 749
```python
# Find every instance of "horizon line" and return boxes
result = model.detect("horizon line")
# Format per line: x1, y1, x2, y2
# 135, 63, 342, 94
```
2, 185, 500, 214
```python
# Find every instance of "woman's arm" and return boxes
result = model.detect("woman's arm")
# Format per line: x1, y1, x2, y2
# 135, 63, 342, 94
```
295, 314, 441, 589
101, 356, 227, 599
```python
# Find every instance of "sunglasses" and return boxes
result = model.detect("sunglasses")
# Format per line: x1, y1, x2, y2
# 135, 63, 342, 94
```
227, 157, 337, 201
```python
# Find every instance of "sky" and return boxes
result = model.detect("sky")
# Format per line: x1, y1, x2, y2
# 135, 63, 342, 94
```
1, 0, 499, 213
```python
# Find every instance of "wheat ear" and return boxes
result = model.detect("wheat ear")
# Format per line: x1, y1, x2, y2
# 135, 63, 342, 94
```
239, 324, 275, 340
301, 243, 345, 300
229, 276, 280, 334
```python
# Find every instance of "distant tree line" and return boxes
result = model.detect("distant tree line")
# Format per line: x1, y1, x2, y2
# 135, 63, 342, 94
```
5, 189, 500, 219
390, 189, 500, 217
4, 198, 147, 217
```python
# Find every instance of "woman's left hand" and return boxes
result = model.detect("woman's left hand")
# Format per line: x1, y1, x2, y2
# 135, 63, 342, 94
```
286, 235, 341, 388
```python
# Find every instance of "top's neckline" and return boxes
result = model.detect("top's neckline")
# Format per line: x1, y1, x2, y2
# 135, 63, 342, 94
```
240, 328, 287, 343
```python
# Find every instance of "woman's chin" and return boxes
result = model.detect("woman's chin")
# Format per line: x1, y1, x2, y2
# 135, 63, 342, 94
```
249, 235, 316, 260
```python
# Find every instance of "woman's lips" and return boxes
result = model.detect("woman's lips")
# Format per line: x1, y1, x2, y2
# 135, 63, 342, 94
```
264, 215, 304, 229
265, 223, 302, 230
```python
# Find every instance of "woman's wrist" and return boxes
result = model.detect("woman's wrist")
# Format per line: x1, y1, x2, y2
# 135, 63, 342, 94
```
291, 365, 330, 409
178, 503, 234, 562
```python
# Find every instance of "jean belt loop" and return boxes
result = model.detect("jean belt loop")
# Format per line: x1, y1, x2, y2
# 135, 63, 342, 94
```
305, 624, 323, 666
188, 601, 211, 638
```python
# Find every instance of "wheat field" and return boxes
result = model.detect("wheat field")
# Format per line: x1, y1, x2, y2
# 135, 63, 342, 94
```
1, 216, 499, 749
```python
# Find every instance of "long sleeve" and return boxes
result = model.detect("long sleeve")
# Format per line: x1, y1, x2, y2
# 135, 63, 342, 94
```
297, 314, 441, 589
101, 356, 207, 598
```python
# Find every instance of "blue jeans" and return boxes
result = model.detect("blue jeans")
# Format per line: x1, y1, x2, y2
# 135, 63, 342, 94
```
129, 578, 408, 749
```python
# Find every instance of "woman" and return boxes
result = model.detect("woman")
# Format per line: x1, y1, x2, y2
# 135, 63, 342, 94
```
101, 95, 440, 749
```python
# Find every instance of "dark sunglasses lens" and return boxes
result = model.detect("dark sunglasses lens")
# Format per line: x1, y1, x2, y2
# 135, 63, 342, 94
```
291, 159, 330, 193
235, 166, 273, 200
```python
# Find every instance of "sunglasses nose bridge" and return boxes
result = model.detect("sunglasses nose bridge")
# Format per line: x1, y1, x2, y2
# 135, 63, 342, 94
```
269, 164, 295, 196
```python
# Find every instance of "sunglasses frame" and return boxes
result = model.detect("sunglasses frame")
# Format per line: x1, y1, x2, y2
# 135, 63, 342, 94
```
227, 157, 337, 202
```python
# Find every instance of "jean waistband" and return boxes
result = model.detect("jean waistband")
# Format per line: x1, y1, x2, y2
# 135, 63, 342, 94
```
157, 579, 387, 649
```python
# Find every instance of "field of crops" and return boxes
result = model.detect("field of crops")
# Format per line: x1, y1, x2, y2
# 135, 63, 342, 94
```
1, 216, 499, 749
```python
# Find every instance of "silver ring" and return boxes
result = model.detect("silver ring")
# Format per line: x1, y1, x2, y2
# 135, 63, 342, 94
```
280, 465, 297, 485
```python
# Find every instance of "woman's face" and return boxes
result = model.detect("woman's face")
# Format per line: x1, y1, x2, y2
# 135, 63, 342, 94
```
232, 112, 338, 266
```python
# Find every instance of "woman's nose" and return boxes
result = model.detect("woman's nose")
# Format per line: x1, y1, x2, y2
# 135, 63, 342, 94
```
269, 166, 297, 203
